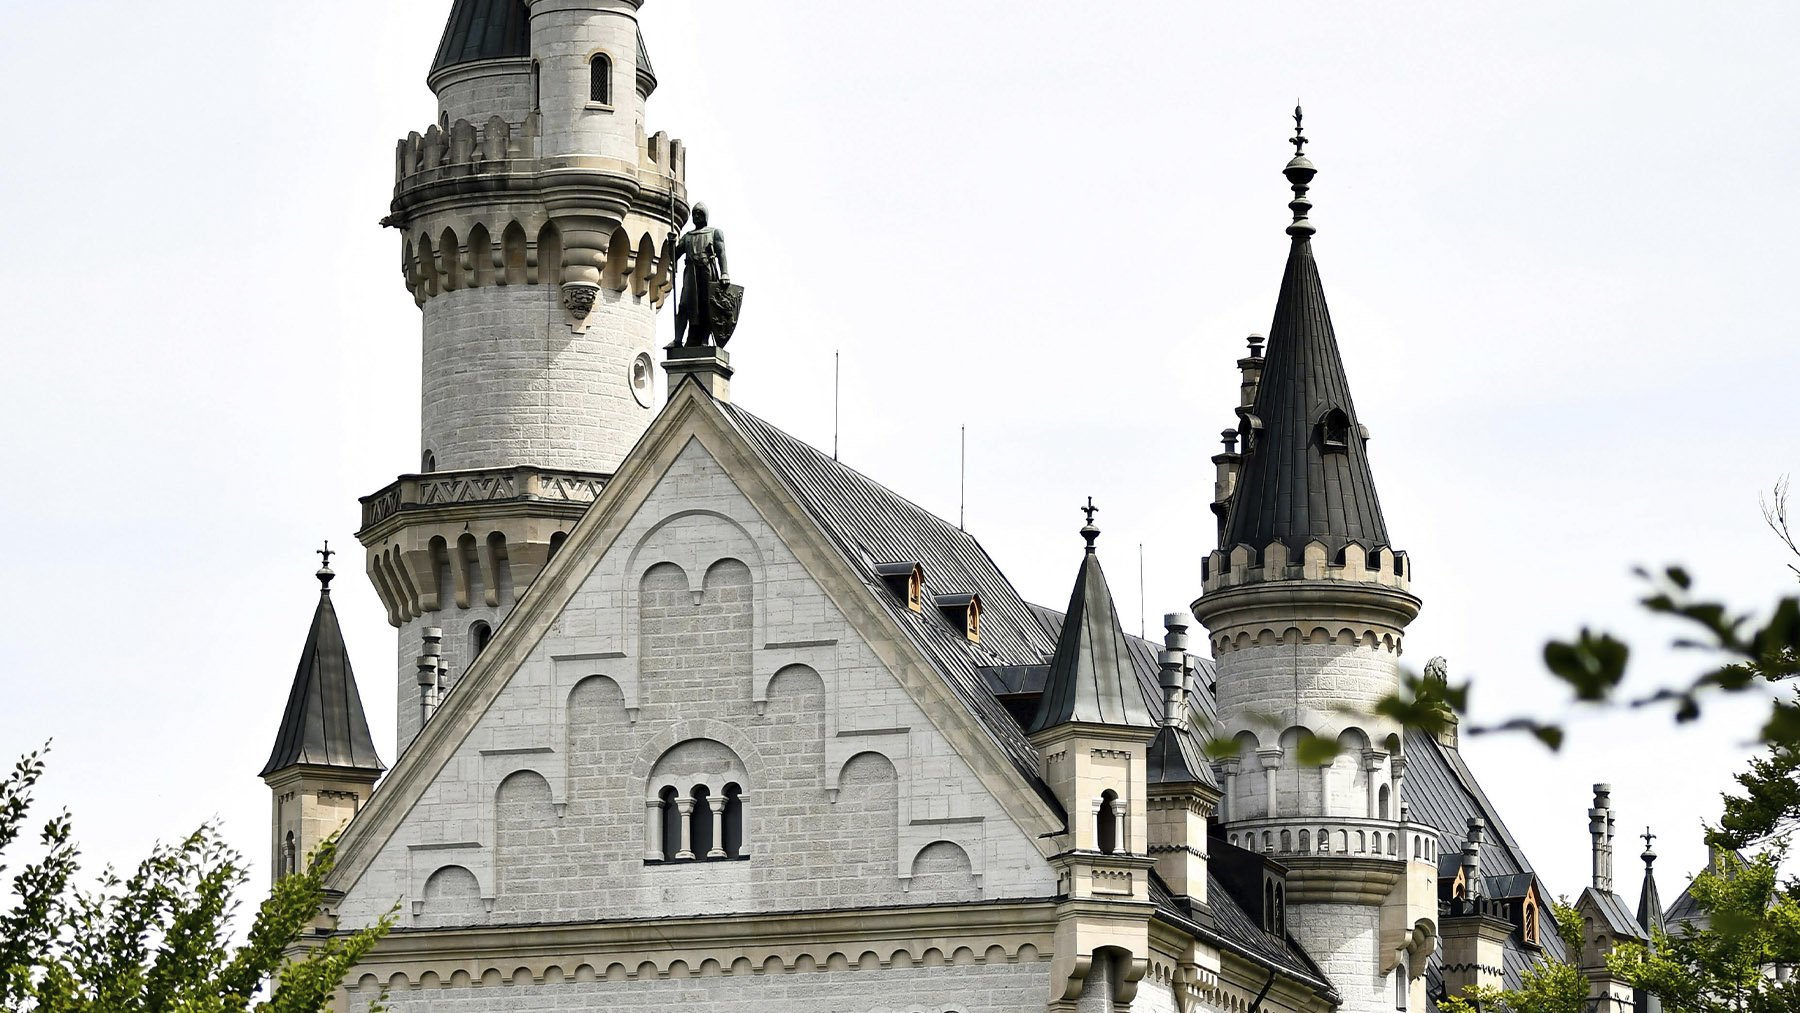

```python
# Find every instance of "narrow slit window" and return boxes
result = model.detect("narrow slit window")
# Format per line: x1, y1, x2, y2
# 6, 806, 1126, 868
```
590, 54, 612, 105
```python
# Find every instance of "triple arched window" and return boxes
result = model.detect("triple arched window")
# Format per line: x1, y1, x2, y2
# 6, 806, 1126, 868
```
651, 782, 744, 861
646, 739, 748, 862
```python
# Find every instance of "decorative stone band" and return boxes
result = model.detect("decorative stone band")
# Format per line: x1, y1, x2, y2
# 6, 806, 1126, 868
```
1222, 815, 1440, 866
361, 466, 607, 533
357, 466, 607, 627
396, 117, 685, 192
1202, 539, 1410, 593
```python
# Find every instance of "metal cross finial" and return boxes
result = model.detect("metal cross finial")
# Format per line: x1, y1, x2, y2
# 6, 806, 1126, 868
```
1081, 497, 1099, 526
1290, 105, 1307, 157
317, 541, 335, 569
1079, 497, 1101, 551
1642, 827, 1656, 852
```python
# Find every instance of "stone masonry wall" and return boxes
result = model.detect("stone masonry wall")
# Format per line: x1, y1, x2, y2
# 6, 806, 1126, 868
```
346, 958, 1050, 1013
1285, 902, 1390, 1013
420, 281, 656, 474
335, 439, 1059, 930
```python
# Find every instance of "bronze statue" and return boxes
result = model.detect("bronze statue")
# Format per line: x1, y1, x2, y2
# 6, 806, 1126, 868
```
668, 202, 744, 348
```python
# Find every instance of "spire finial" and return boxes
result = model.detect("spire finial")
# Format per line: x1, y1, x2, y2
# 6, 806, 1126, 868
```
1080, 497, 1100, 552
316, 540, 336, 591
1284, 104, 1317, 239
1641, 826, 1657, 863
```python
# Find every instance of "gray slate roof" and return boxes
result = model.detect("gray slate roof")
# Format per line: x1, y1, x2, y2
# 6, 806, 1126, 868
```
433, 0, 531, 76
1222, 231, 1391, 558
260, 575, 384, 777
1403, 730, 1570, 995
1028, 540, 1155, 732
1582, 886, 1649, 942
1152, 874, 1336, 1002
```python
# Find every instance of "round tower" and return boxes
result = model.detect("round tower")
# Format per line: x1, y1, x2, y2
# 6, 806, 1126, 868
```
1193, 110, 1437, 1013
360, 0, 689, 755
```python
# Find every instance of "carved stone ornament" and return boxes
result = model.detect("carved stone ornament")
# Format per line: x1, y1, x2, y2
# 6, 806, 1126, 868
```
562, 283, 599, 318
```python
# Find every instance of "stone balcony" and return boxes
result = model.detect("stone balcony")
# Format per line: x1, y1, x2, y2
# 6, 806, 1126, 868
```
359, 466, 609, 540
1223, 816, 1440, 904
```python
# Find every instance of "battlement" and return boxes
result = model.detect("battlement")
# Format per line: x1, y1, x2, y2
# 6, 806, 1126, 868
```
393, 117, 688, 195
1201, 539, 1410, 594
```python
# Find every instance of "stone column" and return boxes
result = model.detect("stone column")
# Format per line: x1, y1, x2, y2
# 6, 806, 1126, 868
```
645, 799, 664, 861
675, 798, 695, 860
1364, 749, 1387, 819
1257, 748, 1284, 819
1219, 757, 1240, 823
1390, 754, 1408, 815
1110, 797, 1129, 855
707, 796, 727, 858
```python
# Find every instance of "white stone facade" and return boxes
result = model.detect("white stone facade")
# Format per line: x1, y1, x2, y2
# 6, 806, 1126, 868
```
420, 282, 656, 474
336, 439, 1059, 932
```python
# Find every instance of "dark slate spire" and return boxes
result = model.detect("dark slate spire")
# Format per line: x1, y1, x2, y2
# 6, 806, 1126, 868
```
1222, 108, 1391, 558
1637, 828, 1665, 935
260, 546, 384, 778
1029, 502, 1154, 732
432, 0, 532, 77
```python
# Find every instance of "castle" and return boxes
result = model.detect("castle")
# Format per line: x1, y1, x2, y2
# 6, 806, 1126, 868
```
256, 3, 1683, 1010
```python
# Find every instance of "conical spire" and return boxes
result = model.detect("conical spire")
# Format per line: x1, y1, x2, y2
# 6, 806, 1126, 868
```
1029, 501, 1154, 733
1222, 108, 1391, 559
260, 545, 384, 778
1637, 828, 1665, 935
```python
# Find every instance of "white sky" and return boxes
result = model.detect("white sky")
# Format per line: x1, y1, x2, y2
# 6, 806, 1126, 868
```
2, 1, 1796, 910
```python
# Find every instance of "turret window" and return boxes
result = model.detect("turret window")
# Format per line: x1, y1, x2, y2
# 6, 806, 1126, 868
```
646, 740, 749, 863
1320, 407, 1351, 452
590, 53, 613, 106
1096, 789, 1120, 854
282, 831, 297, 877
470, 620, 492, 656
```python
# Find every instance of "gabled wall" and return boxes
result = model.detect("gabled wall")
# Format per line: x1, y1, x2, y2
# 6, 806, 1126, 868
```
335, 437, 1058, 930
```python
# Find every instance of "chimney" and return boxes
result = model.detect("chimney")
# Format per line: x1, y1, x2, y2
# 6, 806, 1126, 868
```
1238, 333, 1265, 409
1160, 613, 1190, 729
1589, 784, 1613, 891
417, 627, 444, 728
1462, 817, 1486, 901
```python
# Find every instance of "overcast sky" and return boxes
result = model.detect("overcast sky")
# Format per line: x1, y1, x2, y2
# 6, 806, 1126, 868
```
2, 1, 1796, 907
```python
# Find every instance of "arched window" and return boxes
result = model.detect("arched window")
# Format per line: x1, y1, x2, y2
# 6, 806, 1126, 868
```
283, 831, 297, 877
530, 61, 541, 112
547, 531, 567, 561
1379, 784, 1391, 820
1096, 789, 1118, 854
471, 621, 492, 656
1263, 880, 1275, 932
590, 53, 612, 105
1396, 953, 1409, 1010
1320, 406, 1351, 452
649, 739, 747, 863
722, 783, 744, 856
421, 449, 436, 473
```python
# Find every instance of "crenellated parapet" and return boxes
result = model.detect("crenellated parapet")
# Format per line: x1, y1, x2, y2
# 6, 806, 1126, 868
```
1201, 538, 1410, 594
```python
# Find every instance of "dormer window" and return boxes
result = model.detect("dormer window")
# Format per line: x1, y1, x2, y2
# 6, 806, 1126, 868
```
935, 592, 982, 643
590, 53, 613, 106
874, 562, 924, 612
1320, 407, 1351, 452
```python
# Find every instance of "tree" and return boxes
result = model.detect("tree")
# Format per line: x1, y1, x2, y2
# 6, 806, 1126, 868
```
1438, 901, 1589, 1013
0, 745, 394, 1012
1608, 848, 1800, 1013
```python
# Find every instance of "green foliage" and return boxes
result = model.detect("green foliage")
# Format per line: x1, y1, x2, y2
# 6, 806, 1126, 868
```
0, 746, 393, 1012
1439, 901, 1589, 1013
1609, 848, 1800, 1013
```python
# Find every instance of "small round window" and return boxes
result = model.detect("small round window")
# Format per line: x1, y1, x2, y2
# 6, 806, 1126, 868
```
630, 351, 654, 407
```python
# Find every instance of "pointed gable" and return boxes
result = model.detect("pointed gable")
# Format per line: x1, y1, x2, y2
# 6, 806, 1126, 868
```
1224, 124, 1391, 559
1028, 519, 1153, 732
260, 565, 383, 777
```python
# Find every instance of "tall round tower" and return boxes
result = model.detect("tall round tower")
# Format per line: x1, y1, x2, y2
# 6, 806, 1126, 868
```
358, 0, 689, 755
1193, 111, 1438, 1013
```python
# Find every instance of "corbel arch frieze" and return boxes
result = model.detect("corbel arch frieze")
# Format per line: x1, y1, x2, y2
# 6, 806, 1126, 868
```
619, 505, 768, 652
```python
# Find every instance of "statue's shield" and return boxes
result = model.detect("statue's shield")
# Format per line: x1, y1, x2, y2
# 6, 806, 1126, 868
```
710, 282, 745, 346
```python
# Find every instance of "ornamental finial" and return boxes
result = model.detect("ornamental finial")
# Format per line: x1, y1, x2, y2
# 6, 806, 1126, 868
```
316, 540, 336, 591
1080, 497, 1100, 552
1641, 826, 1657, 864
1284, 104, 1317, 239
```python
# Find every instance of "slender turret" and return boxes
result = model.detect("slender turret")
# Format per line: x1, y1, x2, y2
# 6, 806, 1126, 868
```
360, 0, 691, 754
261, 546, 384, 882
1193, 110, 1434, 1013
